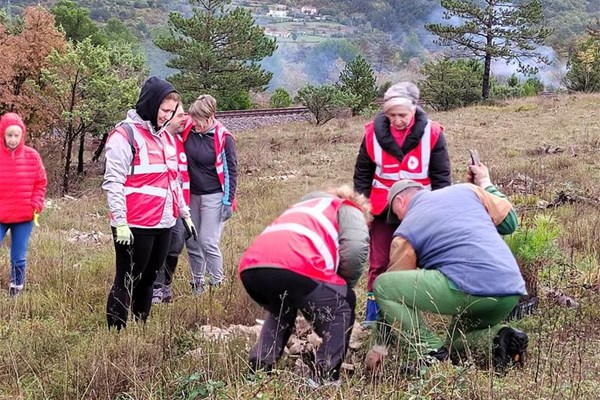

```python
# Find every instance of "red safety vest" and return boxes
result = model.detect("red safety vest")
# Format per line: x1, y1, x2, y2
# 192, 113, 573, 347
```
174, 130, 190, 205
239, 197, 358, 286
110, 124, 180, 227
364, 120, 442, 215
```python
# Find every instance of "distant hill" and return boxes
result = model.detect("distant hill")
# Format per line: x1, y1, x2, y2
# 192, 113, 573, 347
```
4, 0, 599, 90
7, 0, 598, 52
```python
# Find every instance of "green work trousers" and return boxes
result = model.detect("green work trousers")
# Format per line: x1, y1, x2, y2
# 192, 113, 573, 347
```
373, 269, 520, 359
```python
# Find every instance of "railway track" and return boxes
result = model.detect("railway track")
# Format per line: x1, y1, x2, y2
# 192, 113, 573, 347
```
215, 106, 309, 118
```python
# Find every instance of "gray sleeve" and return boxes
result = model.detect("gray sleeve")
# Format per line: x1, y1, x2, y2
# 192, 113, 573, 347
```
337, 204, 370, 288
101, 132, 131, 226
176, 183, 190, 218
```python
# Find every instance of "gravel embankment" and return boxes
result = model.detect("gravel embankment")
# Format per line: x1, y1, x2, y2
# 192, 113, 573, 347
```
217, 113, 312, 132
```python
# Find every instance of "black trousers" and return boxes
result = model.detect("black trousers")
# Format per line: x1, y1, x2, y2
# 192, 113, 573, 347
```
107, 227, 172, 329
241, 268, 356, 380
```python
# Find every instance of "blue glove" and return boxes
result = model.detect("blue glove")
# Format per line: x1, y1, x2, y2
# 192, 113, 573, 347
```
221, 205, 233, 221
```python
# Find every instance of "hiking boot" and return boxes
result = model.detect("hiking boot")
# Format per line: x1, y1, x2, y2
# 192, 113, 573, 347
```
151, 287, 163, 304
9, 287, 21, 298
493, 327, 528, 370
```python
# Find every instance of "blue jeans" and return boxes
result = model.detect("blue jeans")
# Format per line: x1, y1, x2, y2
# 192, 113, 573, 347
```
0, 221, 34, 288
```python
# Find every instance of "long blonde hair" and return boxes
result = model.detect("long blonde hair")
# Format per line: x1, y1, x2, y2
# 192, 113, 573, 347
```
327, 184, 373, 223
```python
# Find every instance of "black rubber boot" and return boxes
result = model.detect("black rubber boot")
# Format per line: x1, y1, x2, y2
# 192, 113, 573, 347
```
493, 327, 528, 370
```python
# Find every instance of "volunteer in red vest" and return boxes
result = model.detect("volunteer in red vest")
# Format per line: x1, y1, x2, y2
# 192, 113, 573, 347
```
239, 186, 371, 385
0, 113, 47, 298
182, 94, 237, 295
152, 102, 193, 304
103, 77, 195, 330
353, 81, 451, 326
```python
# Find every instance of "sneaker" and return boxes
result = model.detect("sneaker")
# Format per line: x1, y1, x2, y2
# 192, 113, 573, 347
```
151, 287, 163, 304
428, 346, 449, 363
493, 327, 528, 370
9, 287, 21, 298
402, 347, 449, 375
360, 320, 376, 329
209, 281, 223, 292
162, 286, 173, 303
190, 280, 205, 296
306, 377, 342, 389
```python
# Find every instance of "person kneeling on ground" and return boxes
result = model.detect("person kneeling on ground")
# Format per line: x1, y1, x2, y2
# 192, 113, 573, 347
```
365, 164, 528, 373
239, 185, 371, 385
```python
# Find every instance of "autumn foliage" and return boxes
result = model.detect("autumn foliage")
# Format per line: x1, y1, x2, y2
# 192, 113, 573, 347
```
0, 7, 65, 137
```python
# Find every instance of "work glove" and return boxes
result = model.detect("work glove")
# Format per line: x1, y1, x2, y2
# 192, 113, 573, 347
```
182, 217, 198, 241
115, 223, 133, 246
221, 205, 233, 222
33, 212, 40, 227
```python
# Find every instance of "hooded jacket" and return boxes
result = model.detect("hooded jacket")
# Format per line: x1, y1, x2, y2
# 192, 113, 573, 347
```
353, 109, 451, 206
135, 76, 178, 130
0, 113, 47, 224
102, 77, 190, 228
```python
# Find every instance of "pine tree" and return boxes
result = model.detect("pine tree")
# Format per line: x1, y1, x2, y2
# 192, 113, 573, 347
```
338, 55, 378, 115
426, 0, 552, 99
154, 0, 277, 109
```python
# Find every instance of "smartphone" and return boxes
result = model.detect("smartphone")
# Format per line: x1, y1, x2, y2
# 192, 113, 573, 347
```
469, 149, 481, 166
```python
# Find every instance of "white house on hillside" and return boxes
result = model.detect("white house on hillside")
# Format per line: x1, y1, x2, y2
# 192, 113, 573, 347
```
301, 6, 318, 16
267, 9, 288, 17
264, 28, 291, 38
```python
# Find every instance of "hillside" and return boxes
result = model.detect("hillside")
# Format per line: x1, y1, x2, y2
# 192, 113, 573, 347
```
1, 93, 599, 398
6, 0, 599, 58
4, 1, 600, 92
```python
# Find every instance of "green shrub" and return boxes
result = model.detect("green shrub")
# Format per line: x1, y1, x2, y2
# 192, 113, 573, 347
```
338, 55, 379, 115
505, 214, 561, 298
419, 58, 483, 111
218, 91, 253, 110
268, 88, 292, 108
295, 84, 358, 125
565, 35, 600, 92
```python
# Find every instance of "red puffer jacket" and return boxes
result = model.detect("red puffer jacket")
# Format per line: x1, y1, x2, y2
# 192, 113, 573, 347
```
0, 113, 47, 224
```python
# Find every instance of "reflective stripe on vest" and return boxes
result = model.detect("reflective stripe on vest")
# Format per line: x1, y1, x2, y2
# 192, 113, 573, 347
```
373, 121, 432, 182
238, 196, 351, 285
264, 222, 336, 272
122, 124, 178, 227
272, 197, 340, 271
175, 134, 190, 206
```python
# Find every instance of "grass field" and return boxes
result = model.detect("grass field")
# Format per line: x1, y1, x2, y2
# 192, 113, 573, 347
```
1, 93, 599, 399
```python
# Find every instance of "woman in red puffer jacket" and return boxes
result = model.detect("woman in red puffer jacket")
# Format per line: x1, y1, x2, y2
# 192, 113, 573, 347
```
0, 113, 47, 298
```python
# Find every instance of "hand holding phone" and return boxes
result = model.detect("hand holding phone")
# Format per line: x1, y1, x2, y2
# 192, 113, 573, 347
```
469, 149, 481, 166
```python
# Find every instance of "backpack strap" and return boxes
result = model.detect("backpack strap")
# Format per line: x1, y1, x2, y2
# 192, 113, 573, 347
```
121, 124, 136, 178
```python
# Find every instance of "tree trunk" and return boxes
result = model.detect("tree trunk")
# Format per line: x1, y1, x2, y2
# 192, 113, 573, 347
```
77, 132, 85, 174
482, 53, 492, 99
92, 132, 108, 162
63, 136, 73, 195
